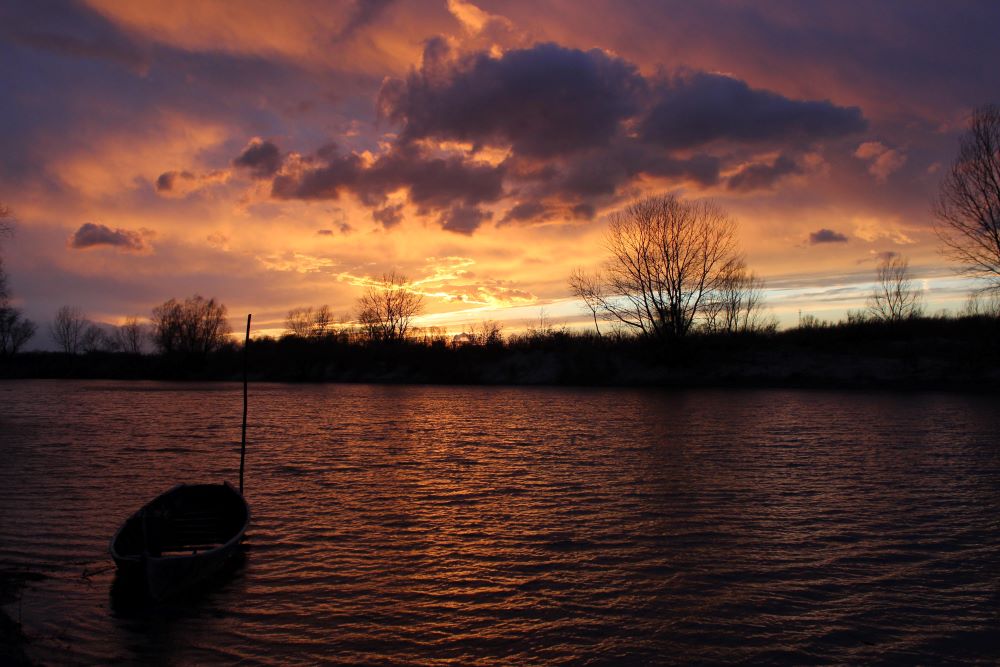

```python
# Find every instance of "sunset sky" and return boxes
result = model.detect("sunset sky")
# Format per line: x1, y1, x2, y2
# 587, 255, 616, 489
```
3, 0, 999, 341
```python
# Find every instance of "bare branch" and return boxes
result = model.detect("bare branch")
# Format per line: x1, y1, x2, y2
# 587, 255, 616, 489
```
151, 295, 232, 356
356, 271, 423, 342
934, 104, 1000, 288
866, 255, 923, 322
50, 305, 88, 354
576, 194, 749, 339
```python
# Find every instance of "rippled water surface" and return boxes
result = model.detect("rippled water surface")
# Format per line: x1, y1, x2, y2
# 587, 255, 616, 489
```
1, 380, 999, 664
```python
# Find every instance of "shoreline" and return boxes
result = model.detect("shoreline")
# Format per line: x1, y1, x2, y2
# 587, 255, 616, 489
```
3, 317, 998, 393
0, 569, 41, 667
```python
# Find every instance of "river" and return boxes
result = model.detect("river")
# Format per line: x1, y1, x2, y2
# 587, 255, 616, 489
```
1, 380, 998, 664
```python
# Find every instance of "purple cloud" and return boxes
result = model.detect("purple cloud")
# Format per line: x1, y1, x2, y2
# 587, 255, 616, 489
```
233, 139, 283, 179
809, 228, 849, 244
372, 203, 404, 228
440, 205, 492, 235
379, 40, 645, 158
641, 71, 867, 150
69, 223, 148, 252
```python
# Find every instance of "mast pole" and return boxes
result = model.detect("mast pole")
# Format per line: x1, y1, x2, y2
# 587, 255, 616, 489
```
240, 313, 251, 495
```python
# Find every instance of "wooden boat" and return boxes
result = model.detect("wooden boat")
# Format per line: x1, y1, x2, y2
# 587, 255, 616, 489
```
110, 314, 254, 601
110, 482, 250, 600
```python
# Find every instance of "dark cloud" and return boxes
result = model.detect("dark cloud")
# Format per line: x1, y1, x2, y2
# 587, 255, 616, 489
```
640, 71, 866, 150
500, 200, 601, 225
233, 139, 283, 178
336, 0, 396, 41
155, 169, 228, 196
809, 228, 849, 244
372, 203, 404, 228
0, 0, 149, 72
440, 205, 492, 235
271, 153, 363, 200
529, 142, 720, 201
271, 145, 504, 211
501, 201, 550, 224
727, 154, 802, 192
69, 223, 147, 252
316, 229, 334, 235
365, 149, 505, 210
155, 171, 186, 192
379, 41, 645, 158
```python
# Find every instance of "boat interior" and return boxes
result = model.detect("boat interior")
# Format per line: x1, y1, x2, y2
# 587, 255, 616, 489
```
114, 484, 248, 558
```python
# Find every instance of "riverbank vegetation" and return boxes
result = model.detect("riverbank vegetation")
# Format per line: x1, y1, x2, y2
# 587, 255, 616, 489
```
2, 308, 998, 389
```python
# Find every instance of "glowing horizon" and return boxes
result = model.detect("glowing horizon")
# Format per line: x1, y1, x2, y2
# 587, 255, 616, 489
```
2, 0, 997, 347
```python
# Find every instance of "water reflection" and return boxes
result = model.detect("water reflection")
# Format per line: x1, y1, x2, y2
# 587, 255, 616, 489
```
0, 381, 998, 664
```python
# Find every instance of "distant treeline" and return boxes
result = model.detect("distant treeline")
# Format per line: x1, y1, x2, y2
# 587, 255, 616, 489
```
3, 314, 999, 390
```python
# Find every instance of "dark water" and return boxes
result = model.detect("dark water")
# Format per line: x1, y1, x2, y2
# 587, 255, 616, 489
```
1, 380, 999, 665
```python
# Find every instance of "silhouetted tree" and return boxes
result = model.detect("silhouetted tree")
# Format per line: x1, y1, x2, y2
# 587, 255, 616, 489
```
962, 289, 1000, 318
703, 258, 774, 333
574, 195, 742, 339
569, 267, 604, 336
468, 319, 504, 346
0, 204, 36, 356
285, 306, 314, 337
356, 271, 423, 342
285, 304, 335, 338
935, 104, 1000, 291
151, 295, 232, 356
81, 323, 115, 353
525, 307, 563, 341
313, 305, 334, 336
0, 203, 13, 305
0, 307, 36, 356
115, 316, 147, 354
50, 305, 87, 354
867, 255, 923, 322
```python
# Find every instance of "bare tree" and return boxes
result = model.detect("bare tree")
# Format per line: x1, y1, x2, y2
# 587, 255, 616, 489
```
356, 271, 423, 342
935, 104, 1000, 290
867, 255, 923, 322
0, 307, 36, 356
50, 305, 88, 354
468, 319, 504, 346
286, 304, 335, 338
313, 305, 334, 337
569, 267, 604, 336
961, 289, 1000, 318
0, 203, 35, 356
703, 258, 774, 333
0, 203, 14, 305
574, 195, 741, 339
81, 323, 117, 353
115, 316, 146, 354
285, 306, 315, 337
151, 295, 232, 356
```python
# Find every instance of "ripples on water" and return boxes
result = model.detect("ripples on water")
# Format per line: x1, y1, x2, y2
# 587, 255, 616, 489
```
1, 380, 999, 664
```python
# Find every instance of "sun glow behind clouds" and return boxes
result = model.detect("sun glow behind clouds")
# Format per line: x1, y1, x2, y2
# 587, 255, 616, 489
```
3, 0, 998, 340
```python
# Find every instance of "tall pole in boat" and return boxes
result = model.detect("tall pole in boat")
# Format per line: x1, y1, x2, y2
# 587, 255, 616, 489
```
240, 313, 251, 495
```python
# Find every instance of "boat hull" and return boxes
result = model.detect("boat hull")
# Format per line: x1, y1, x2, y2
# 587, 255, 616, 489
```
110, 482, 250, 600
